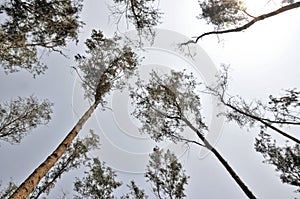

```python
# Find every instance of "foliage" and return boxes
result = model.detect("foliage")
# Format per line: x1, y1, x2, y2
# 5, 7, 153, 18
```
73, 158, 122, 199
111, 0, 162, 39
121, 181, 148, 199
73, 147, 188, 199
267, 89, 300, 124
131, 69, 257, 199
0, 0, 83, 77
145, 147, 189, 199
189, 1, 300, 41
75, 29, 139, 102
29, 130, 100, 199
206, 66, 300, 192
207, 67, 300, 143
198, 0, 248, 28
0, 96, 53, 144
0, 181, 17, 199
255, 132, 300, 192
131, 70, 207, 144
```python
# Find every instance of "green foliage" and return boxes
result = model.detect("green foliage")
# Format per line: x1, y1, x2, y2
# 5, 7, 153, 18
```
222, 88, 300, 128
145, 147, 189, 199
131, 70, 207, 143
75, 29, 139, 102
198, 0, 248, 28
0, 0, 83, 77
208, 67, 300, 135
255, 132, 300, 192
0, 96, 53, 144
111, 0, 162, 39
73, 147, 188, 199
73, 158, 122, 199
121, 181, 148, 199
0, 181, 17, 199
207, 66, 300, 192
267, 89, 300, 124
29, 130, 100, 199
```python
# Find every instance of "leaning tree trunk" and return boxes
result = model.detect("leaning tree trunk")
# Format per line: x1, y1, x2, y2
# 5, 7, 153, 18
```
9, 99, 101, 199
182, 118, 257, 199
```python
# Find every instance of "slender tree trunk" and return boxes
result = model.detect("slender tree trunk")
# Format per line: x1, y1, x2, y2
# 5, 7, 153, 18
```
182, 118, 257, 199
9, 99, 101, 199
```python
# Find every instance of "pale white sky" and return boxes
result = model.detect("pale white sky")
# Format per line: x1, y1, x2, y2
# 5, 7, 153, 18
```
0, 0, 300, 198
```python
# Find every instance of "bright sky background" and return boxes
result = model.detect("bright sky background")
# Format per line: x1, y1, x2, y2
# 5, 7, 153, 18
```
0, 0, 300, 198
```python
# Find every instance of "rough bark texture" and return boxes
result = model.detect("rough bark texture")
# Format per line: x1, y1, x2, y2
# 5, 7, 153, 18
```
9, 100, 101, 199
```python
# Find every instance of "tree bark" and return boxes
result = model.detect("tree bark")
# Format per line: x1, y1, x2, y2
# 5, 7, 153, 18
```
9, 99, 101, 199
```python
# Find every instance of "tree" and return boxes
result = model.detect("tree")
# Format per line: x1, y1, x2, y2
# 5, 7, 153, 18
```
184, 0, 300, 43
255, 132, 300, 192
110, 0, 300, 43
110, 0, 162, 40
144, 147, 189, 199
131, 70, 256, 199
0, 131, 99, 199
9, 30, 139, 199
0, 96, 53, 145
206, 67, 300, 192
0, 0, 83, 77
74, 147, 188, 199
206, 67, 300, 144
73, 158, 122, 199
29, 130, 100, 199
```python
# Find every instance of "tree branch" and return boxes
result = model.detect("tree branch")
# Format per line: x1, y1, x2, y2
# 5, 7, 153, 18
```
186, 2, 300, 43
224, 101, 300, 144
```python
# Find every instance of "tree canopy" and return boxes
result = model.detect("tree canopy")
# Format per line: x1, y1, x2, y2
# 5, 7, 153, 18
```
0, 0, 83, 76
0, 96, 53, 144
0, 0, 299, 198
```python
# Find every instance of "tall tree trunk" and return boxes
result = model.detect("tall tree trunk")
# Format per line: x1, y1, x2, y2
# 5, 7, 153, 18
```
182, 118, 257, 199
9, 99, 101, 199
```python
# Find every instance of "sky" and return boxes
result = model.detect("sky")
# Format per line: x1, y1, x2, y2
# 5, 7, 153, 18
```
0, 0, 300, 198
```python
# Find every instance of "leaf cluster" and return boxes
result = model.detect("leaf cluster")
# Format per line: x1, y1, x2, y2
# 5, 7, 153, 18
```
73, 158, 122, 199
0, 96, 53, 144
111, 0, 162, 39
73, 147, 189, 199
0, 0, 83, 76
145, 147, 189, 199
208, 67, 300, 131
255, 132, 300, 192
131, 70, 207, 143
198, 0, 248, 28
75, 30, 139, 102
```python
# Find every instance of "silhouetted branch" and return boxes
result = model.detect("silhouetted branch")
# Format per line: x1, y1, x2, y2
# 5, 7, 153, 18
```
184, 2, 300, 44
